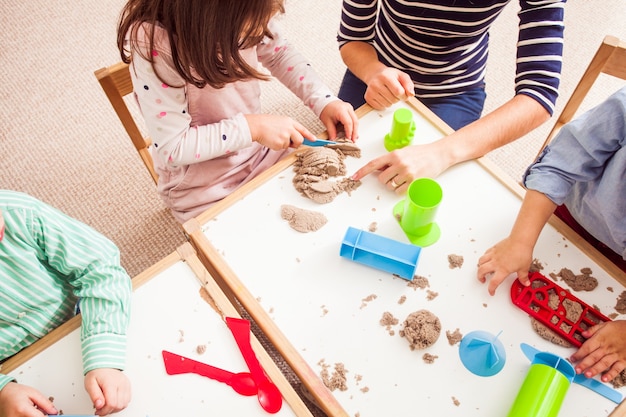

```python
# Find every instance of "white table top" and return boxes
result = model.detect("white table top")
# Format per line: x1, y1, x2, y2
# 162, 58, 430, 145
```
6, 247, 307, 416
190, 100, 626, 417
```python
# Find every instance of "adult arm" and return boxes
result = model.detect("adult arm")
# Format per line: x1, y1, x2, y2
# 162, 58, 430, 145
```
351, 94, 549, 192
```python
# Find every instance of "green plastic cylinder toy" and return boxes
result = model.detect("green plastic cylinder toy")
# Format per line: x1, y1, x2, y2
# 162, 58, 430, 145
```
384, 108, 416, 151
507, 351, 575, 417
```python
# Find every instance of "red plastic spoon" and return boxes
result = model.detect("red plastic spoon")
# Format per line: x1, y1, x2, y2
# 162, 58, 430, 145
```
162, 350, 257, 396
225, 317, 283, 414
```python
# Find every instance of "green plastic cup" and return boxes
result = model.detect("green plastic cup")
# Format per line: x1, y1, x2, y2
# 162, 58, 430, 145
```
393, 178, 442, 246
384, 108, 416, 151
507, 352, 575, 417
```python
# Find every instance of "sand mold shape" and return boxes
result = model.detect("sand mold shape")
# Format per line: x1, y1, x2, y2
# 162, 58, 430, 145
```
293, 142, 362, 203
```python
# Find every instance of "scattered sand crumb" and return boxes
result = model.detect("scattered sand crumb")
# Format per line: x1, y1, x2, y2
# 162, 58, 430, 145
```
608, 286, 614, 292
400, 310, 441, 350
178, 329, 185, 343
319, 360, 349, 392
360, 294, 378, 309
321, 305, 329, 317
446, 328, 463, 346
398, 295, 407, 304
368, 222, 378, 232
557, 267, 598, 291
426, 290, 439, 300
360, 386, 370, 393
422, 353, 438, 363
452, 396, 460, 406
280, 204, 327, 233
448, 254, 464, 269
615, 291, 626, 314
196, 344, 207, 355
529, 258, 544, 273
408, 275, 429, 290
380, 311, 399, 335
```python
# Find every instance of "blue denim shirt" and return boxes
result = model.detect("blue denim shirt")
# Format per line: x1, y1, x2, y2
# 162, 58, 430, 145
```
524, 86, 626, 260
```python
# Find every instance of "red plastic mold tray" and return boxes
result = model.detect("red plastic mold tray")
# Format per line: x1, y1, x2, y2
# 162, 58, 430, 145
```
510, 271, 611, 347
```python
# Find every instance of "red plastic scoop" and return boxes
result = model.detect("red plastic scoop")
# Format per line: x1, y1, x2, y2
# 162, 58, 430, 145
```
162, 350, 257, 396
225, 317, 283, 414
510, 271, 611, 347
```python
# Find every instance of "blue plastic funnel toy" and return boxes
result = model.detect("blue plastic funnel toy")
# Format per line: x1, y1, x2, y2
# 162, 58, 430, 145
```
459, 330, 506, 377
339, 227, 421, 280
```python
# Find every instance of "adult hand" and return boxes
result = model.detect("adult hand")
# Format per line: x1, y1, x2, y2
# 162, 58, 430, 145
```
319, 100, 359, 142
570, 320, 626, 382
0, 382, 57, 417
84, 368, 131, 416
364, 67, 414, 110
245, 114, 313, 149
350, 141, 451, 194
476, 237, 534, 296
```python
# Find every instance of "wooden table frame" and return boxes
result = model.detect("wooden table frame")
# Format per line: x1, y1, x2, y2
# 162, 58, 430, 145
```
183, 97, 626, 416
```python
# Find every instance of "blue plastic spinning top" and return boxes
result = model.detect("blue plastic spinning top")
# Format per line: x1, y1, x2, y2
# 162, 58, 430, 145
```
459, 330, 506, 377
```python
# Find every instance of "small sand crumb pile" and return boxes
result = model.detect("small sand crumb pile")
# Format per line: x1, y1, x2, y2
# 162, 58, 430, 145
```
615, 291, 626, 314
529, 258, 544, 273
556, 267, 598, 291
446, 328, 463, 346
360, 294, 377, 309
426, 290, 439, 300
293, 143, 362, 203
408, 275, 429, 290
318, 359, 349, 392
400, 310, 441, 350
448, 254, 464, 269
280, 204, 327, 233
380, 311, 399, 335
422, 353, 438, 364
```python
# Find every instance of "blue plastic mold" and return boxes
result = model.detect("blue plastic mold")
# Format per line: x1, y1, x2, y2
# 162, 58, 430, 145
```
339, 227, 421, 280
459, 330, 506, 377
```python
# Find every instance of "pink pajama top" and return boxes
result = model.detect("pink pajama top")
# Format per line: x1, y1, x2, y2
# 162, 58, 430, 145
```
129, 17, 337, 222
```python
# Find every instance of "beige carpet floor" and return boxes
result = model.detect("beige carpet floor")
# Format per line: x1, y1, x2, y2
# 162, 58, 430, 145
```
1, 1, 625, 277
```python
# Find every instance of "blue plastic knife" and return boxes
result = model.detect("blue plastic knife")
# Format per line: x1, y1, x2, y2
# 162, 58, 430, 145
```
520, 343, 623, 404
302, 138, 335, 147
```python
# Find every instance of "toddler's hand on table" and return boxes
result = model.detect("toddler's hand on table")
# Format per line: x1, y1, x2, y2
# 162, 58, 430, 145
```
570, 320, 626, 382
319, 100, 359, 142
0, 381, 57, 416
84, 368, 131, 416
245, 114, 312, 150
477, 237, 533, 296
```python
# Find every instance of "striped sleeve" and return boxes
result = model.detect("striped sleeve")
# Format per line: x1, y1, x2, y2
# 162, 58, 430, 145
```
515, 0, 565, 114
337, 0, 378, 45
27, 209, 133, 373
0, 191, 132, 374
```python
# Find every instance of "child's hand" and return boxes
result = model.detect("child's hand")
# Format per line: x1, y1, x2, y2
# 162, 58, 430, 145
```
245, 114, 313, 150
570, 320, 626, 382
84, 368, 131, 416
319, 100, 359, 143
477, 237, 534, 296
0, 381, 57, 416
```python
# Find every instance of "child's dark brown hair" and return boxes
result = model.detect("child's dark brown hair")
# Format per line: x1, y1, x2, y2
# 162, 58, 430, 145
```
117, 0, 286, 89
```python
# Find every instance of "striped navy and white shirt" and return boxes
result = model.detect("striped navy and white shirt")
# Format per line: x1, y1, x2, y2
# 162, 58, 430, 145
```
0, 190, 132, 390
338, 0, 565, 114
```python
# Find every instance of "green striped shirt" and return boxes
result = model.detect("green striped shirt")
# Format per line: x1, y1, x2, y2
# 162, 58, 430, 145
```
0, 190, 131, 390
